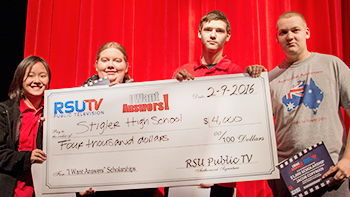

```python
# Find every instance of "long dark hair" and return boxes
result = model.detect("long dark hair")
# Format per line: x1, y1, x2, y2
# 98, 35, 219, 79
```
8, 55, 51, 99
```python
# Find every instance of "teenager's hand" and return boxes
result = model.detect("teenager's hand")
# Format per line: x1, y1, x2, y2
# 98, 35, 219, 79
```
175, 69, 194, 82
30, 149, 47, 164
245, 65, 267, 78
79, 187, 95, 196
199, 183, 214, 188
322, 158, 350, 186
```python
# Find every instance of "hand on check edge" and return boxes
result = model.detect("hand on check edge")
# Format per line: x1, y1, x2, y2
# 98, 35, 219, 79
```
175, 69, 195, 82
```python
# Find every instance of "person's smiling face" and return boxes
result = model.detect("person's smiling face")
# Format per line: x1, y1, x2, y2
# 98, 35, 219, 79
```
95, 48, 128, 84
22, 62, 49, 99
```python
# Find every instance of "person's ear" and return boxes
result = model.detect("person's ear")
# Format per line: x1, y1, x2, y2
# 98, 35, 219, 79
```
125, 62, 129, 73
305, 27, 310, 39
226, 32, 231, 42
198, 30, 202, 39
94, 61, 98, 71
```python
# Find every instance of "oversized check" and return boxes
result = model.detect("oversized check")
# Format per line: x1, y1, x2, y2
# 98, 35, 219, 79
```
42, 72, 279, 194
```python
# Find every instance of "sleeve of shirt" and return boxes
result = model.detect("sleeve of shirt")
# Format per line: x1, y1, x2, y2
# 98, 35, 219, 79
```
335, 57, 350, 110
172, 67, 181, 79
172, 63, 192, 79
229, 63, 245, 74
217, 182, 236, 188
0, 105, 32, 176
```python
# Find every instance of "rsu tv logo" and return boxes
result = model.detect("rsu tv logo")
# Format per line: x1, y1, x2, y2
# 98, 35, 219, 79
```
54, 99, 103, 114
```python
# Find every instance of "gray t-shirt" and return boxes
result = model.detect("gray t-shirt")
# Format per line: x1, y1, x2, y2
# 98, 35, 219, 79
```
269, 52, 350, 163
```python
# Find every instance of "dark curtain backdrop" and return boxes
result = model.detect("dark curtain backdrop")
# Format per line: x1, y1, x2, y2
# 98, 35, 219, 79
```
0, 0, 27, 102
24, 0, 350, 196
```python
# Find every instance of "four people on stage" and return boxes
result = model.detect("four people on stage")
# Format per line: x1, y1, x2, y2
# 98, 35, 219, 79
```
1, 9, 350, 197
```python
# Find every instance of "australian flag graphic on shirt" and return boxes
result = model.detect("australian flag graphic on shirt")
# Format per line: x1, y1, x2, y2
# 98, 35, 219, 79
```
282, 78, 323, 115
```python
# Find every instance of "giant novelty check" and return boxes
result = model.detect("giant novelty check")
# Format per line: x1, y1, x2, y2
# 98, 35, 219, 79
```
42, 72, 279, 194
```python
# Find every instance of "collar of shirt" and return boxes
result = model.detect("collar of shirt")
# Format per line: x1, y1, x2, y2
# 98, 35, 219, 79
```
19, 99, 44, 115
194, 55, 230, 71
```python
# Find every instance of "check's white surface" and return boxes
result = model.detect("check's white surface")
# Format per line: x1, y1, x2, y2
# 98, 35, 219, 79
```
43, 73, 278, 193
32, 164, 75, 197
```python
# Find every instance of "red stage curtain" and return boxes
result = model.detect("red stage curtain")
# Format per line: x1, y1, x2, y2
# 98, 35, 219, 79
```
24, 0, 350, 196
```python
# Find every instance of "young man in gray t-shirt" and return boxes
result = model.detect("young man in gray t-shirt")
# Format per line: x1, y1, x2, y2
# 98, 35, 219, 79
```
268, 11, 350, 197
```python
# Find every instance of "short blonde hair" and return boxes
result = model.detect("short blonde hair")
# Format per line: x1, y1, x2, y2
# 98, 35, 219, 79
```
277, 11, 307, 29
